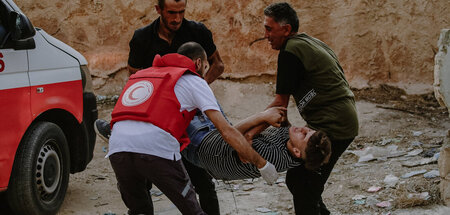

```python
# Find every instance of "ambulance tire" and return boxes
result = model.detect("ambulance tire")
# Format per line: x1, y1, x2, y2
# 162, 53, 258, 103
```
7, 121, 70, 215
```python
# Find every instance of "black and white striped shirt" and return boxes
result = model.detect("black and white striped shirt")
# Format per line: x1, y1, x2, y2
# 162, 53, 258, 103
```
197, 127, 302, 180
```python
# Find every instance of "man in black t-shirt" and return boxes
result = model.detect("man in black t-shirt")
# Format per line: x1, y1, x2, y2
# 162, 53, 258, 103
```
252, 2, 359, 215
95, 1, 224, 214
127, 0, 224, 84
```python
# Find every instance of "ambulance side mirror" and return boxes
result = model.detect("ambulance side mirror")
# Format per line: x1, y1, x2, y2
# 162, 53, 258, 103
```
9, 11, 35, 41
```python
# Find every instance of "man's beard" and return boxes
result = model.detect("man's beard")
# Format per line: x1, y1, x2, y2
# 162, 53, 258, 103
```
161, 15, 181, 32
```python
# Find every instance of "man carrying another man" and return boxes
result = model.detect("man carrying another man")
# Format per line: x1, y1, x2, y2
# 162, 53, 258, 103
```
259, 2, 359, 214
106, 42, 278, 215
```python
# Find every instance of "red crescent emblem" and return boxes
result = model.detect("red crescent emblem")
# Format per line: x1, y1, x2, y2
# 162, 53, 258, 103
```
128, 86, 144, 100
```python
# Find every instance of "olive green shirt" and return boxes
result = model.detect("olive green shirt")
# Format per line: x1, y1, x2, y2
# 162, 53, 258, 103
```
276, 33, 358, 140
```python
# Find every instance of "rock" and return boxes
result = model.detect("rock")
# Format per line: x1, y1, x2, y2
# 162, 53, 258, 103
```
352, 195, 366, 200
242, 185, 255, 191
384, 174, 399, 188
411, 141, 424, 147
401, 169, 427, 178
401, 157, 438, 167
406, 149, 423, 157
376, 201, 392, 208
255, 207, 272, 213
424, 170, 440, 179
413, 131, 423, 136
439, 129, 450, 206
407, 192, 430, 200
367, 186, 382, 193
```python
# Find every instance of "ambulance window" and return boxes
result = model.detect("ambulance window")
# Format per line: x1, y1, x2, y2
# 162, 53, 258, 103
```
0, 3, 8, 48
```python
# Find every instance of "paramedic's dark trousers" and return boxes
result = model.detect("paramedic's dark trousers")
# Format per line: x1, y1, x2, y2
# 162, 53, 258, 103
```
109, 152, 206, 215
286, 138, 354, 215
183, 157, 220, 215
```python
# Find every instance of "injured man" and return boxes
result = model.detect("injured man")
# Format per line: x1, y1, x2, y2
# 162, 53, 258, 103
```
182, 106, 332, 181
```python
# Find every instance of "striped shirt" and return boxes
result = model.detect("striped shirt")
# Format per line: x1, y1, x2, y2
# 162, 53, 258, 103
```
197, 127, 302, 180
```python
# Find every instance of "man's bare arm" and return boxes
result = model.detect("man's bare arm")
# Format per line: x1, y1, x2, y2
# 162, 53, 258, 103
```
204, 50, 224, 84
204, 109, 266, 168
234, 107, 286, 141
244, 94, 291, 139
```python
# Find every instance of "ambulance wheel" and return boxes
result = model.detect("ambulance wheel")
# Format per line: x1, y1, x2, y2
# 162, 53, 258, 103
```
7, 121, 70, 215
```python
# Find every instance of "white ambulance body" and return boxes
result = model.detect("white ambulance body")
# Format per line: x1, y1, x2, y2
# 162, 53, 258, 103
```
0, 0, 97, 214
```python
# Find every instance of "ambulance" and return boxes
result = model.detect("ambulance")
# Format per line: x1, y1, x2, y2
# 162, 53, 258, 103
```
0, 0, 97, 214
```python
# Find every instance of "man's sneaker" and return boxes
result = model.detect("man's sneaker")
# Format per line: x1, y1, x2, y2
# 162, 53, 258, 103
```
94, 119, 111, 142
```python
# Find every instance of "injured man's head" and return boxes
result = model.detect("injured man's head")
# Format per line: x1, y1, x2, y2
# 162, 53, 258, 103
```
286, 126, 332, 171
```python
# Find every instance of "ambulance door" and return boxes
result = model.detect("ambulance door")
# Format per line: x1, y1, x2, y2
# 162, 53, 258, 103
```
0, 16, 32, 189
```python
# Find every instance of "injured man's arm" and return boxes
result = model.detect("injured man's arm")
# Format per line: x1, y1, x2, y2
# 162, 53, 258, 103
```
182, 107, 332, 181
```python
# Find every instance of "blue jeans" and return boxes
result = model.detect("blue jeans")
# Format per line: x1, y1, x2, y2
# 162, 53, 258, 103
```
182, 105, 229, 168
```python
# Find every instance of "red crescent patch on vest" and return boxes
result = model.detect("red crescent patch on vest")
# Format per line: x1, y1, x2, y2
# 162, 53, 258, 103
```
122, 80, 154, 107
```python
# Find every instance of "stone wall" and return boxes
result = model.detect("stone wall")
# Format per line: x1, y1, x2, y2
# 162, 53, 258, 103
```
14, 0, 450, 95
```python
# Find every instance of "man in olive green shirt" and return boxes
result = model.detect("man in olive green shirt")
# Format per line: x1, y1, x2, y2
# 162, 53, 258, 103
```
257, 2, 359, 215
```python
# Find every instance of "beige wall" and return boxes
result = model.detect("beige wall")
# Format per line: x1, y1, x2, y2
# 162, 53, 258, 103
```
14, 0, 450, 95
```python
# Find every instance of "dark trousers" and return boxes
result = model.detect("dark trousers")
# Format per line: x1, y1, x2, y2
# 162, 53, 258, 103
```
109, 152, 206, 215
286, 138, 354, 215
183, 156, 220, 215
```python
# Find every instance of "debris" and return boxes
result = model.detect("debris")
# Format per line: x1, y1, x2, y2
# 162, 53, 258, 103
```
275, 178, 285, 184
348, 146, 406, 163
401, 169, 427, 178
255, 207, 272, 213
354, 199, 366, 205
407, 192, 430, 200
410, 141, 423, 147
229, 185, 240, 190
384, 174, 399, 188
150, 190, 163, 196
90, 196, 100, 200
102, 146, 107, 153
376, 201, 392, 208
152, 197, 161, 202
236, 193, 250, 196
412, 131, 423, 136
423, 170, 440, 179
358, 154, 376, 163
244, 178, 257, 184
103, 213, 115, 215
242, 185, 255, 191
401, 157, 437, 167
352, 195, 366, 200
365, 196, 379, 206
95, 203, 108, 207
422, 148, 439, 157
378, 138, 401, 146
367, 186, 382, 193
406, 149, 423, 157
434, 152, 440, 160
277, 183, 286, 187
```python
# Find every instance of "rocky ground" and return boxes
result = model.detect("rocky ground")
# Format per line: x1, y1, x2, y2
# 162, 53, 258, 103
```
54, 80, 450, 215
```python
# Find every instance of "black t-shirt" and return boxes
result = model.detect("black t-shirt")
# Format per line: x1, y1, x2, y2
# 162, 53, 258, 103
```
128, 18, 216, 70
275, 33, 358, 140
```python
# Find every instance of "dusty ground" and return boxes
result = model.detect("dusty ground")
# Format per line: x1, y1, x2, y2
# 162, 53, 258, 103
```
56, 80, 450, 215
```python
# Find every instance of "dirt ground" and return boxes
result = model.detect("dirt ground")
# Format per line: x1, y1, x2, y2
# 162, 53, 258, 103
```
56, 80, 450, 215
